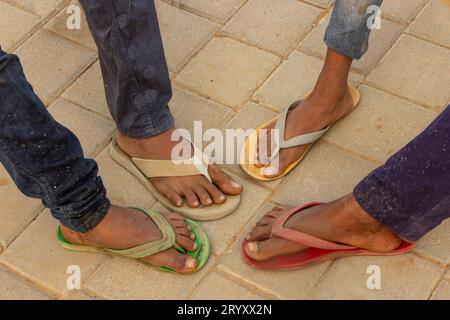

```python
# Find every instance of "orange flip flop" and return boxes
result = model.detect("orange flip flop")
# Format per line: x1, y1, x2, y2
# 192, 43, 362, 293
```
242, 203, 415, 271
240, 86, 361, 181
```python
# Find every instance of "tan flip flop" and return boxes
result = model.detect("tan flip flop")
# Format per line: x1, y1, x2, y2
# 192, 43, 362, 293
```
109, 138, 240, 221
240, 85, 361, 181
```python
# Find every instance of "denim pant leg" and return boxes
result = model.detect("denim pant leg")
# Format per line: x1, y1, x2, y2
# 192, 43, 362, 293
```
0, 50, 110, 233
78, 0, 174, 139
354, 106, 450, 242
325, 0, 383, 59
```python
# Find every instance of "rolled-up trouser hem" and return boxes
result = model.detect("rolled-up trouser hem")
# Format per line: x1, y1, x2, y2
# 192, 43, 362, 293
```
117, 111, 175, 139
324, 0, 383, 60
354, 180, 417, 243
53, 186, 111, 233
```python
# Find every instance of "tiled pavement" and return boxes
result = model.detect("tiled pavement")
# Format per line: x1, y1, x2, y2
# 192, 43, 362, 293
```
0, 0, 449, 300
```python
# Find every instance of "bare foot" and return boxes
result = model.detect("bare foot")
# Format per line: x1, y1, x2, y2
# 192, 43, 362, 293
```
116, 128, 243, 208
61, 205, 200, 273
256, 85, 355, 178
244, 195, 402, 261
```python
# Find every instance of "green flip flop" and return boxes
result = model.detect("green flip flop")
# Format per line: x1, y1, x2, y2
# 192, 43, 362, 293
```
57, 208, 210, 274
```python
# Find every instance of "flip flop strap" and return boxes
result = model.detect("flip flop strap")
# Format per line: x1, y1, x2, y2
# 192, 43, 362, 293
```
105, 208, 177, 259
269, 101, 329, 162
271, 203, 356, 251
131, 140, 212, 183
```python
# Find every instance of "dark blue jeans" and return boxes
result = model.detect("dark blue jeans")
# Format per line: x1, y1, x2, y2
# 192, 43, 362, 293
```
0, 0, 173, 232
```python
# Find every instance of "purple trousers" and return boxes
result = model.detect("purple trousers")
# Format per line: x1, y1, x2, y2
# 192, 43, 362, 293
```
354, 106, 450, 242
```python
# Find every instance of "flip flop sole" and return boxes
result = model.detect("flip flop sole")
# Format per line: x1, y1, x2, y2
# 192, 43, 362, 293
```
109, 139, 240, 221
240, 86, 361, 181
57, 217, 210, 274
241, 239, 415, 271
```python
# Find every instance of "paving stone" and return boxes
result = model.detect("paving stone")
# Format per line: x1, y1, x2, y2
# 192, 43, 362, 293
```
62, 61, 110, 118
309, 254, 444, 299
15, 30, 97, 106
170, 0, 246, 23
156, 0, 219, 72
272, 142, 378, 206
415, 220, 450, 266
170, 86, 233, 134
48, 98, 115, 157
154, 171, 270, 255
326, 86, 436, 163
368, 35, 450, 112
58, 290, 96, 300
176, 37, 280, 108
299, 13, 403, 75
218, 202, 332, 299
302, 0, 333, 9
407, 0, 450, 48
254, 51, 364, 112
45, 0, 97, 50
0, 266, 51, 299
191, 272, 267, 299
381, 0, 427, 24
0, 2, 39, 51
5, 0, 65, 17
95, 148, 157, 209
0, 211, 107, 295
85, 255, 215, 299
431, 279, 450, 300
0, 166, 42, 250
222, 0, 322, 56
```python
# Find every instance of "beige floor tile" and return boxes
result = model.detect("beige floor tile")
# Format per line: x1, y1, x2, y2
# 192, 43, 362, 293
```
45, 0, 97, 50
0, 211, 107, 295
368, 35, 450, 111
407, 0, 450, 48
85, 255, 214, 299
0, 166, 42, 250
15, 30, 97, 106
170, 86, 233, 133
170, 0, 246, 23
303, 0, 333, 9
0, 2, 39, 51
0, 266, 51, 299
218, 202, 332, 299
176, 37, 280, 108
156, 0, 219, 72
48, 98, 115, 157
431, 279, 450, 300
58, 290, 96, 300
5, 0, 65, 17
254, 51, 364, 112
154, 172, 270, 255
300, 13, 403, 75
95, 149, 157, 209
309, 254, 444, 299
415, 220, 450, 266
271, 142, 378, 206
222, 0, 322, 56
326, 85, 436, 163
62, 61, 109, 118
191, 272, 266, 299
381, 0, 427, 24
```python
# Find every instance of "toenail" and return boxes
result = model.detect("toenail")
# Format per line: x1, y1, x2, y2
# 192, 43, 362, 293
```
206, 198, 212, 204
231, 181, 242, 189
185, 257, 196, 269
176, 200, 183, 206
193, 201, 199, 207
219, 194, 226, 201
190, 233, 195, 240
192, 242, 198, 250
247, 242, 258, 253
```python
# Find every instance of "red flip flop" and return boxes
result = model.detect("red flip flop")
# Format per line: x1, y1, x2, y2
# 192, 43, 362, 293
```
242, 203, 416, 271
